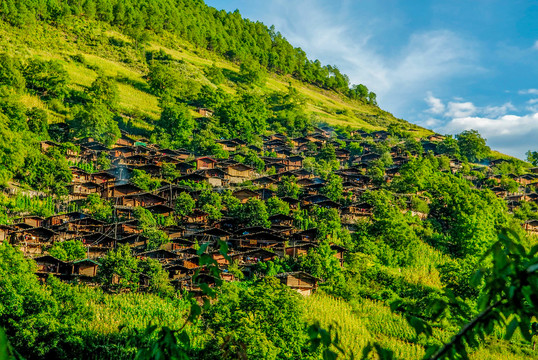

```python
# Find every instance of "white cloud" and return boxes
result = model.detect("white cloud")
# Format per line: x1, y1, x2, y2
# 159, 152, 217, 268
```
533, 40, 538, 50
445, 101, 477, 118
425, 92, 445, 114
424, 94, 538, 158
483, 102, 515, 117
518, 89, 538, 95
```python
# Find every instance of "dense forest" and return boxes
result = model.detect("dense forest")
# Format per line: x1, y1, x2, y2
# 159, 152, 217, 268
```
2, 1, 538, 360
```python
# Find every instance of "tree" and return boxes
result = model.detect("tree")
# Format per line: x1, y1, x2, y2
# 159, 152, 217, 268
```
437, 135, 460, 158
317, 143, 336, 162
175, 192, 195, 217
456, 129, 490, 162
96, 152, 111, 170
300, 242, 345, 292
241, 198, 270, 227
130, 169, 161, 191
138, 258, 174, 296
203, 279, 310, 359
24, 58, 69, 99
157, 102, 194, 148
266, 196, 290, 216
83, 193, 113, 222
321, 174, 343, 202
239, 58, 266, 85
526, 150, 538, 166
70, 102, 120, 147
49, 240, 86, 261
161, 162, 179, 181
277, 175, 300, 199
87, 75, 119, 110
97, 244, 140, 292
134, 207, 169, 250
0, 53, 25, 91
204, 62, 226, 84
26, 108, 48, 138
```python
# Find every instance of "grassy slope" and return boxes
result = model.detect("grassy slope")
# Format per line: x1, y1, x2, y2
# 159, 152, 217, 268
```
304, 294, 538, 360
0, 20, 431, 137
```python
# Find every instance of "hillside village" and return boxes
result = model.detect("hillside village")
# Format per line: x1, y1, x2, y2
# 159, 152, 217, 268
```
2, 118, 537, 298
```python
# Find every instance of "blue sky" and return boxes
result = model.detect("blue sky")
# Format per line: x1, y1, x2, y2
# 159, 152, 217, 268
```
205, 0, 538, 159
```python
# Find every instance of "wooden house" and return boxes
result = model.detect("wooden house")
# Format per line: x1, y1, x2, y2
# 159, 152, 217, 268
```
71, 167, 92, 183
72, 259, 99, 277
116, 192, 166, 208
232, 189, 261, 203
225, 163, 255, 182
34, 255, 71, 279
216, 139, 239, 152
285, 156, 303, 170
185, 209, 209, 224
13, 216, 44, 228
268, 214, 294, 227
196, 157, 217, 170
274, 271, 321, 296
102, 183, 143, 199
197, 108, 214, 117
524, 219, 538, 233
285, 243, 318, 258
330, 244, 346, 267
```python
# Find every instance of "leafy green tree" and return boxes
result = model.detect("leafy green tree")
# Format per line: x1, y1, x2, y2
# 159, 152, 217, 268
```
239, 58, 266, 85
130, 169, 161, 191
87, 75, 119, 110
347, 142, 363, 156
148, 61, 201, 100
277, 175, 300, 199
70, 102, 120, 147
175, 192, 195, 217
456, 129, 490, 162
526, 150, 538, 166
404, 138, 423, 155
24, 58, 69, 99
201, 204, 222, 221
0, 53, 25, 91
157, 102, 194, 148
317, 143, 336, 162
321, 174, 343, 202
134, 207, 169, 250
138, 258, 174, 296
161, 162, 179, 181
436, 135, 460, 158
22, 148, 72, 195
204, 62, 226, 84
0, 242, 62, 358
83, 193, 113, 222
26, 107, 48, 138
97, 244, 140, 292
300, 242, 345, 293
241, 198, 270, 227
49, 240, 86, 261
204, 279, 311, 359
96, 151, 111, 170
266, 196, 290, 216
198, 189, 222, 210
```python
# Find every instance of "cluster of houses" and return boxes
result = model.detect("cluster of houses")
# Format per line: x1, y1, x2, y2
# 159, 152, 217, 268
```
3, 126, 538, 295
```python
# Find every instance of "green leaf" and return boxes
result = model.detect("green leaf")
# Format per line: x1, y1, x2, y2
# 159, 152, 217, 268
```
504, 317, 519, 340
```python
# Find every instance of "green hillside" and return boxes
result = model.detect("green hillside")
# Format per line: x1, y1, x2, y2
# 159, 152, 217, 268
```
1, 2, 538, 360
0, 18, 426, 134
